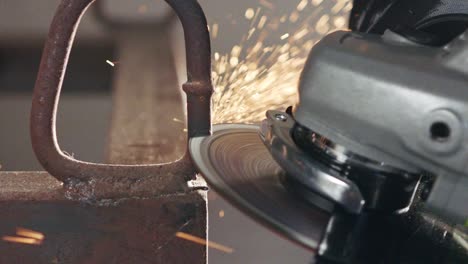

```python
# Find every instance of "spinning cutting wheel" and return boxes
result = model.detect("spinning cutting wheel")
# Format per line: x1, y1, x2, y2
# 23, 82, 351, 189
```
189, 124, 330, 251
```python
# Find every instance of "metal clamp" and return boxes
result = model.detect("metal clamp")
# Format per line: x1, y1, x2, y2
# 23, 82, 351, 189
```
30, 0, 213, 182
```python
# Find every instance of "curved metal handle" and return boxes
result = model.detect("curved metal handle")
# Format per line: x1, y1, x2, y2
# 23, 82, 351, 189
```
30, 0, 213, 182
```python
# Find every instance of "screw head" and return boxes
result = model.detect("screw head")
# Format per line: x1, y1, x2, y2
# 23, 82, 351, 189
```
274, 113, 287, 121
420, 109, 462, 154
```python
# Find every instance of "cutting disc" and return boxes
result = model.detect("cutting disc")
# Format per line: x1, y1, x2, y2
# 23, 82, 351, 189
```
189, 124, 331, 251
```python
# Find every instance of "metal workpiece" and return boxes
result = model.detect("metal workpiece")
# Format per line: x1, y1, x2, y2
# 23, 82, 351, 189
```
294, 30, 468, 223
0, 172, 65, 201
30, 0, 213, 184
189, 124, 330, 251
0, 172, 207, 264
184, 92, 213, 138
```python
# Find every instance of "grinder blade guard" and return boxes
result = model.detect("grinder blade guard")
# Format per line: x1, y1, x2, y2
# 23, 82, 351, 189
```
260, 109, 421, 215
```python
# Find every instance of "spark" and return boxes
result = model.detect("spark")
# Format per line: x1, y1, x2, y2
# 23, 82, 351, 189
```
219, 210, 225, 218
2, 236, 41, 245
245, 8, 255, 20
16, 227, 44, 241
106, 60, 115, 67
259, 0, 274, 10
344, 2, 354, 12
173, 117, 184, 124
315, 15, 330, 35
229, 57, 239, 67
297, 0, 308, 11
333, 16, 347, 28
312, 0, 324, 6
2, 227, 45, 245
258, 15, 267, 29
175, 232, 234, 253
332, 0, 348, 14
212, 2, 351, 124
211, 23, 219, 39
289, 11, 299, 23
231, 45, 242, 57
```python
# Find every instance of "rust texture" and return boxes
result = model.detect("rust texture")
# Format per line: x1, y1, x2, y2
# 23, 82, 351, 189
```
0, 175, 206, 263
0, 0, 210, 263
0, 172, 64, 201
64, 28, 199, 201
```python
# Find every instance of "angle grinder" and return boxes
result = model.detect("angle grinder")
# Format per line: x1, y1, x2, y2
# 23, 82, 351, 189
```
189, 2, 468, 263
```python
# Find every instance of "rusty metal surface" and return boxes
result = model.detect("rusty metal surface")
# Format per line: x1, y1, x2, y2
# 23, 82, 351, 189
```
0, 172, 64, 200
0, 173, 205, 264
0, 171, 207, 263
30, 0, 213, 183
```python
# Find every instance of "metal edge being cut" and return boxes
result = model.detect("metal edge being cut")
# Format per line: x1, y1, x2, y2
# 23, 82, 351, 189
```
189, 124, 331, 251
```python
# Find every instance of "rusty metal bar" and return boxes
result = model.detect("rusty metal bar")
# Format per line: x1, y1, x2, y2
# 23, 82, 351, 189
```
0, 172, 63, 200
0, 172, 206, 264
30, 0, 213, 183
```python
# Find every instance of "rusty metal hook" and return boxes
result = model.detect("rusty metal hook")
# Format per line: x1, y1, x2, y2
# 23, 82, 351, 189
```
30, 0, 213, 183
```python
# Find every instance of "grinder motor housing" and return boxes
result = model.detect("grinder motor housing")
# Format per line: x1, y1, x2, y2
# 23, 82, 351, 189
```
291, 29, 468, 224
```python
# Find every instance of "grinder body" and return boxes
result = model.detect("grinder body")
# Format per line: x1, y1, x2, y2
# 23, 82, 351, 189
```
293, 30, 468, 225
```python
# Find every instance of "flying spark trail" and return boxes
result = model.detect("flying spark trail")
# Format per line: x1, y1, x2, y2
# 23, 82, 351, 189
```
219, 210, 225, 218
211, 0, 352, 124
106, 60, 115, 67
16, 227, 45, 241
2, 236, 41, 245
175, 232, 234, 253
2, 227, 45, 245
